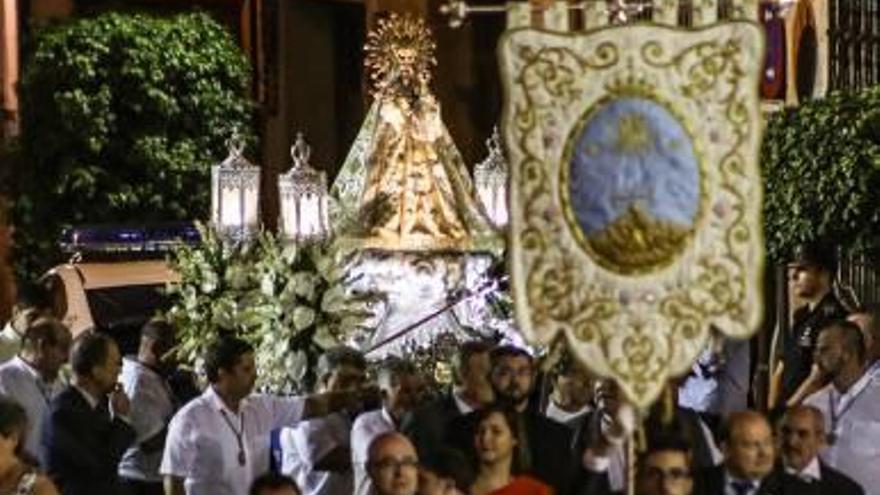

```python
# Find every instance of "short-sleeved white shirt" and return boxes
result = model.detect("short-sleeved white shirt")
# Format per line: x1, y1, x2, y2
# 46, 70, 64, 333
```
160, 386, 305, 495
351, 408, 395, 495
805, 365, 880, 495
0, 356, 62, 458
280, 412, 352, 495
119, 357, 176, 482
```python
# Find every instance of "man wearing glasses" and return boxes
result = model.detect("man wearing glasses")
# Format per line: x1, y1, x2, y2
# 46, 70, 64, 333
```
636, 436, 695, 495
366, 432, 419, 495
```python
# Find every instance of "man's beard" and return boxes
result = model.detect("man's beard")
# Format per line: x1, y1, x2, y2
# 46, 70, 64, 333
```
495, 388, 528, 408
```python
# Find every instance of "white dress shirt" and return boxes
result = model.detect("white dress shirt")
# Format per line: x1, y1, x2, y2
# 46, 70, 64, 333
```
805, 370, 880, 495
545, 401, 592, 425
784, 456, 822, 483
724, 471, 761, 495
160, 386, 305, 495
351, 407, 395, 495
118, 357, 176, 482
0, 356, 62, 457
280, 412, 352, 495
451, 390, 476, 415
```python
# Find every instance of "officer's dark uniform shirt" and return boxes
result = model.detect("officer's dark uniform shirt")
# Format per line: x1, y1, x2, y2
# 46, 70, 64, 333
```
781, 291, 848, 402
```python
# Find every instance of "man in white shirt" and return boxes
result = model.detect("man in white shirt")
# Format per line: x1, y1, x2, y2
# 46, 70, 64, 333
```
0, 316, 70, 459
352, 358, 422, 495
161, 336, 369, 495
848, 307, 880, 368
0, 282, 54, 364
804, 320, 880, 495
778, 405, 863, 495
119, 318, 178, 495
280, 346, 367, 495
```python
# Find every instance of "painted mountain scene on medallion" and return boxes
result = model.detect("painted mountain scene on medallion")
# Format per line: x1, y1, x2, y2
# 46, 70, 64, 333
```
566, 97, 700, 275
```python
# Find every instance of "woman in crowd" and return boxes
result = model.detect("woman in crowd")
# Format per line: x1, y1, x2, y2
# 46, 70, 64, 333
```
0, 398, 57, 495
470, 404, 552, 495
418, 447, 471, 495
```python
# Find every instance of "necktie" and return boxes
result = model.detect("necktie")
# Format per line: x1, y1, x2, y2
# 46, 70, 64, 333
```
731, 480, 754, 495
95, 398, 111, 421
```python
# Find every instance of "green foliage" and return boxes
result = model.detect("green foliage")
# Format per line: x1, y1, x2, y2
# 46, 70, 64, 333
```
762, 86, 880, 262
15, 12, 254, 279
167, 225, 385, 393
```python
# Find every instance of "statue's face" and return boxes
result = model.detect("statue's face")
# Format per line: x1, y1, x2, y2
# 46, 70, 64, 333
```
395, 47, 418, 83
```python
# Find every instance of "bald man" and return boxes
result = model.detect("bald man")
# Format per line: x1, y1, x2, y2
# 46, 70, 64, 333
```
778, 406, 863, 495
848, 308, 880, 368
367, 433, 419, 495
804, 320, 880, 495
695, 411, 792, 495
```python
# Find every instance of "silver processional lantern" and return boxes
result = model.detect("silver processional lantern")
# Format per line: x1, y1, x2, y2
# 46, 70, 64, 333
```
278, 133, 331, 243
474, 127, 509, 229
211, 131, 261, 242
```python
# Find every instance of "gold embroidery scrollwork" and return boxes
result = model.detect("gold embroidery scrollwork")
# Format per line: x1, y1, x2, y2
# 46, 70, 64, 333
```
641, 39, 743, 99
518, 43, 620, 112
526, 256, 578, 323
501, 23, 764, 407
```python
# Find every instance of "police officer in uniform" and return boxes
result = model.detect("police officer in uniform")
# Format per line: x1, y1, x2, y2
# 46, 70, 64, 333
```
774, 242, 849, 408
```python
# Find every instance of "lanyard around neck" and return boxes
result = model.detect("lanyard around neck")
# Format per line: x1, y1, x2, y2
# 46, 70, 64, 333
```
828, 374, 872, 438
219, 409, 247, 466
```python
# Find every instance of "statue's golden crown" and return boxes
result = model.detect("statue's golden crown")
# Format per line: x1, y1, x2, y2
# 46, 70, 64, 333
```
364, 13, 437, 96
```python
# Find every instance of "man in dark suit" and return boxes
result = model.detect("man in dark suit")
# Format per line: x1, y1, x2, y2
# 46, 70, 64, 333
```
778, 405, 864, 495
634, 435, 696, 495
696, 411, 802, 495
447, 345, 574, 494
400, 340, 493, 466
41, 332, 136, 495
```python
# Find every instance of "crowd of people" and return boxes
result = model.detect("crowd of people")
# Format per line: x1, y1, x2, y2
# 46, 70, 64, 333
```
0, 241, 875, 495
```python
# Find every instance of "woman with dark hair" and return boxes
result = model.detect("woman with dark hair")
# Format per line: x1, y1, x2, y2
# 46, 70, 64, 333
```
0, 398, 57, 494
470, 404, 552, 495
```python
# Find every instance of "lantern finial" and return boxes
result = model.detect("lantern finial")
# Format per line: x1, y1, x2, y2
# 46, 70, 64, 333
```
291, 132, 311, 168
278, 132, 331, 243
226, 128, 246, 159
474, 126, 509, 229
211, 128, 261, 242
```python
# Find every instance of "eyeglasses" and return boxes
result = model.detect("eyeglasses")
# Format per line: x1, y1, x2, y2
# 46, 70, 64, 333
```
369, 457, 419, 472
641, 467, 691, 483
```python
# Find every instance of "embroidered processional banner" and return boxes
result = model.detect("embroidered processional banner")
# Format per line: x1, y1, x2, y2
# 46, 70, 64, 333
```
499, 23, 766, 407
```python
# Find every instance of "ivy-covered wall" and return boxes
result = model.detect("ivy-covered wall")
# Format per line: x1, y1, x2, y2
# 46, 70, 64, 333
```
762, 85, 880, 262
14, 12, 255, 279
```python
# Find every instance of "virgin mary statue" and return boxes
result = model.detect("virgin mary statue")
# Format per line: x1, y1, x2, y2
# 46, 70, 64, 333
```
331, 14, 499, 253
